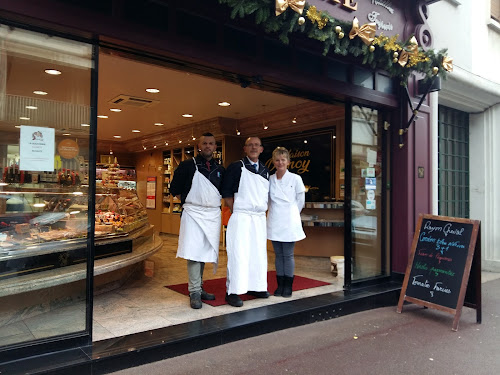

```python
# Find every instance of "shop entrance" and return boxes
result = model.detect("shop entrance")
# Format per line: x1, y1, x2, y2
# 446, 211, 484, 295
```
91, 49, 352, 340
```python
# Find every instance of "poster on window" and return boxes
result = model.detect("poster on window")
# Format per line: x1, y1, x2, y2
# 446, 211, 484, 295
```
146, 176, 156, 209
262, 130, 333, 201
19, 126, 55, 171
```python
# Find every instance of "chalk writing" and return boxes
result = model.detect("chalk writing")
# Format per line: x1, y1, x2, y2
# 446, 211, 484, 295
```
433, 282, 452, 294
415, 261, 428, 271
412, 275, 430, 289
429, 267, 455, 277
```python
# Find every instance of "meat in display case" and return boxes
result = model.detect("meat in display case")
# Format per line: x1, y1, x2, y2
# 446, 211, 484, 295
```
0, 186, 150, 280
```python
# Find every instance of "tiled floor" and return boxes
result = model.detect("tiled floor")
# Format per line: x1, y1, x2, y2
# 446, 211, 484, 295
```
92, 234, 345, 341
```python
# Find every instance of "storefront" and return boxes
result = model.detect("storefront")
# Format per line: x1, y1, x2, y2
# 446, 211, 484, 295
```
0, 0, 451, 373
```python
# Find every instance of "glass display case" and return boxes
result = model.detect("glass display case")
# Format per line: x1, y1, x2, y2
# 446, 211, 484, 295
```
0, 185, 150, 280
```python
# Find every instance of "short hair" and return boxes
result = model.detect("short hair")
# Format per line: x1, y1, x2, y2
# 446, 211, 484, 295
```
201, 132, 214, 138
245, 136, 262, 146
272, 146, 289, 161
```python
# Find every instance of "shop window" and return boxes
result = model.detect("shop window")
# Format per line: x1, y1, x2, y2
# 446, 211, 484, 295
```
297, 50, 323, 76
376, 73, 395, 94
123, 0, 169, 32
223, 26, 257, 57
353, 67, 374, 89
176, 11, 217, 45
262, 38, 292, 66
438, 106, 469, 218
326, 59, 348, 82
492, 0, 500, 22
0, 26, 93, 349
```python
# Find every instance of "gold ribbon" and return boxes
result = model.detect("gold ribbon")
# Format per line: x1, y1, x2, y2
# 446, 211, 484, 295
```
275, 0, 305, 16
398, 50, 409, 67
349, 17, 376, 46
442, 56, 453, 72
407, 36, 419, 54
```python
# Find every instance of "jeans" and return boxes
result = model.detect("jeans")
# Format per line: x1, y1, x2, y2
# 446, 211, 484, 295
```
272, 241, 295, 277
187, 260, 205, 294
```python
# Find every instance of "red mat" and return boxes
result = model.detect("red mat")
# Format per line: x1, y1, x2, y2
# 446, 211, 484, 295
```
165, 271, 330, 306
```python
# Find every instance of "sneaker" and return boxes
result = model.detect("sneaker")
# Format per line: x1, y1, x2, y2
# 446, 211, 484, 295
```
247, 291, 270, 298
190, 292, 202, 309
225, 293, 243, 307
200, 289, 215, 301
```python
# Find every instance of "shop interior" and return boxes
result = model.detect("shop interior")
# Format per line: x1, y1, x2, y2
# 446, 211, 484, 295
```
0, 28, 384, 346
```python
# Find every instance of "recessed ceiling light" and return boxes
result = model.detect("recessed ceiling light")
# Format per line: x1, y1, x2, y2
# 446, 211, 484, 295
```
97, 115, 108, 119
165, 142, 169, 146
292, 117, 297, 124
113, 135, 122, 138
63, 133, 71, 136
146, 88, 160, 93
218, 101, 231, 107
153, 145, 157, 149
33, 90, 48, 95
81, 123, 90, 127
263, 125, 268, 130
26, 105, 37, 110
333, 135, 336, 139
182, 114, 193, 118
45, 69, 61, 75
19, 117, 30, 120
154, 122, 164, 126
110, 108, 121, 112
304, 140, 308, 143
132, 129, 141, 133
15, 125, 21, 128
236, 130, 241, 136
179, 140, 182, 143
143, 146, 147, 150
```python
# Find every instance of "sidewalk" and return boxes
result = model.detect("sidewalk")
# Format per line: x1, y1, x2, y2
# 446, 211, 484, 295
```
110, 273, 500, 375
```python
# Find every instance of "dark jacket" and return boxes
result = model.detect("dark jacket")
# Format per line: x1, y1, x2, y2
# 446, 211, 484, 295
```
220, 157, 270, 198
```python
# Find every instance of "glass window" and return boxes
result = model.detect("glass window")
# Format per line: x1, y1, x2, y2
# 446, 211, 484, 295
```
0, 26, 93, 347
353, 67, 374, 89
350, 105, 388, 280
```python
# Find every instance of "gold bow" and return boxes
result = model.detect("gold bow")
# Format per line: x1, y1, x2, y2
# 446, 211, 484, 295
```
398, 50, 409, 67
275, 0, 305, 16
407, 36, 419, 54
349, 17, 376, 46
442, 56, 453, 72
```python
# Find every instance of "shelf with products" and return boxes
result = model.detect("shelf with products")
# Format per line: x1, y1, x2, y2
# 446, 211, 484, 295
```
96, 160, 137, 190
0, 185, 151, 280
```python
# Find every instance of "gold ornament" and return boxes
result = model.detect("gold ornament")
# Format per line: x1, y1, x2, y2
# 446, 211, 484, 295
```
393, 57, 398, 63
275, 0, 305, 16
349, 17, 376, 46
442, 56, 453, 72
338, 31, 345, 39
407, 36, 419, 54
393, 51, 399, 58
298, 16, 305, 25
306, 6, 329, 30
369, 45, 375, 52
398, 50, 409, 67
432, 66, 439, 75
335, 26, 342, 34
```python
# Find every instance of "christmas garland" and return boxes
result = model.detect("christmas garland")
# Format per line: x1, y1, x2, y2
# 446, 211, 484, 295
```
218, 0, 452, 85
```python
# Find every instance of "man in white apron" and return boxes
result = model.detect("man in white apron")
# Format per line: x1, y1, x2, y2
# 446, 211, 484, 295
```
170, 133, 225, 309
221, 137, 270, 307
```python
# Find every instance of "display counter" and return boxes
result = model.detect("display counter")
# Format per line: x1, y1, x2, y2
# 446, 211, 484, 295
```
0, 184, 159, 282
296, 201, 344, 257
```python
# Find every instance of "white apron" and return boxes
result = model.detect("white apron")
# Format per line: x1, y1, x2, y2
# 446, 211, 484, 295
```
176, 159, 221, 269
226, 161, 269, 295
267, 172, 306, 242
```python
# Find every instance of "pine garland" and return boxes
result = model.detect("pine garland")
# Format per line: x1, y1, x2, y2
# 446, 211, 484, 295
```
218, 0, 450, 85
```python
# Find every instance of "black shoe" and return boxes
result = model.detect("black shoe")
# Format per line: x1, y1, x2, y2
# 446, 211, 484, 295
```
190, 292, 202, 309
247, 291, 270, 298
200, 289, 215, 301
282, 276, 294, 298
274, 276, 284, 296
225, 293, 243, 307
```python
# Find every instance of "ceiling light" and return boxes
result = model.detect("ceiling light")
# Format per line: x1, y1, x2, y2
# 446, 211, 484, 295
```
143, 146, 147, 150
165, 142, 169, 146
179, 140, 182, 143
182, 114, 193, 118
110, 108, 122, 112
263, 125, 268, 130
109, 150, 113, 155
192, 136, 196, 140
236, 130, 241, 136
333, 135, 336, 139
132, 129, 141, 133
218, 101, 231, 107
63, 133, 71, 136
113, 135, 121, 138
81, 123, 90, 127
304, 140, 308, 144
19, 117, 30, 120
146, 88, 160, 93
14, 125, 21, 128
26, 105, 37, 110
72, 191, 83, 196
292, 117, 297, 124
154, 122, 164, 126
45, 69, 61, 75
33, 203, 46, 208
98, 115, 108, 119
153, 145, 157, 149
33, 90, 48, 95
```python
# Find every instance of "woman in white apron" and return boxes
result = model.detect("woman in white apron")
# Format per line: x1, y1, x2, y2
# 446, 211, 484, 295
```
267, 147, 306, 297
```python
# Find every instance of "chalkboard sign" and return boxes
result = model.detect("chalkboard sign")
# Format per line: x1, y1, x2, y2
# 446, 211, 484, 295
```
397, 214, 481, 331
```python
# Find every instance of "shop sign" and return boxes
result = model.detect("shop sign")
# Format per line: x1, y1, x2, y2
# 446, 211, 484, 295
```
19, 125, 55, 171
262, 131, 333, 201
57, 139, 79, 159
308, 0, 404, 36
146, 176, 156, 209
